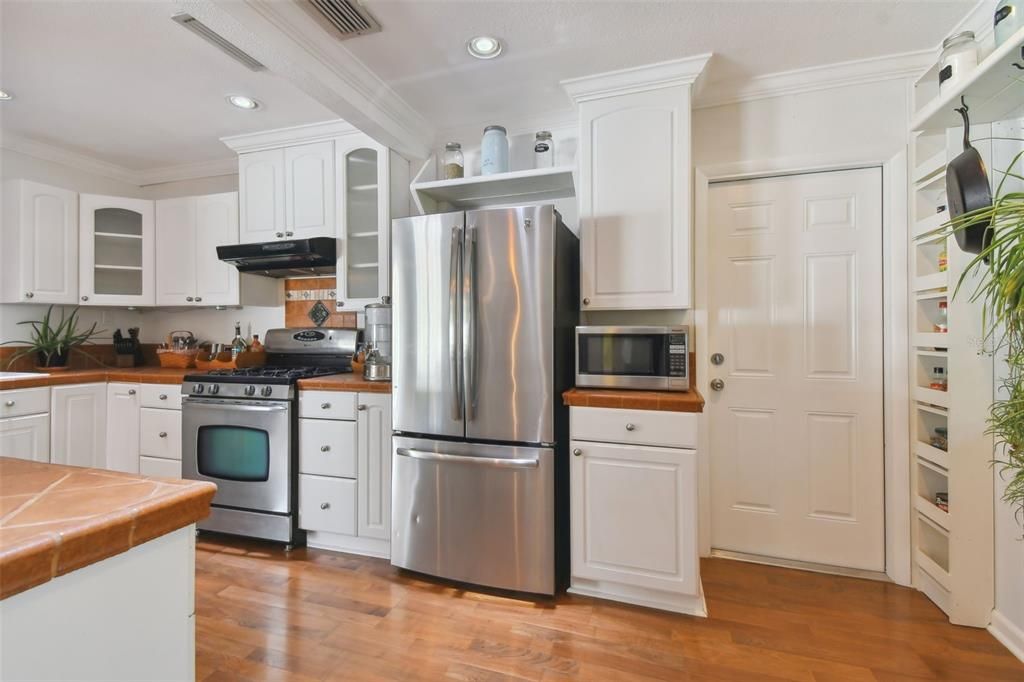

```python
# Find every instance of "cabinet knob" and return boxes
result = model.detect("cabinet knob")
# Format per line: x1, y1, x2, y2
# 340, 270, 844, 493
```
128, 389, 136, 395
321, 445, 330, 452
572, 448, 582, 457
357, 404, 367, 411
81, 296, 89, 301
25, 292, 33, 299
320, 502, 330, 510
321, 402, 331, 409
625, 423, 635, 431
159, 394, 167, 400
195, 296, 202, 302
582, 297, 590, 306
159, 431, 167, 438
276, 232, 284, 238
186, 296, 194, 302
285, 231, 294, 237
4, 400, 14, 407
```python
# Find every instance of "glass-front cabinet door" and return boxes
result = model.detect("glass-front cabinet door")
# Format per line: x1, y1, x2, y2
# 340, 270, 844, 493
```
336, 133, 390, 310
79, 194, 155, 306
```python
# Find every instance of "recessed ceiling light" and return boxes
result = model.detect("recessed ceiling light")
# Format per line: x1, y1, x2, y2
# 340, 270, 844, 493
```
226, 94, 260, 110
0, 90, 12, 101
467, 36, 502, 60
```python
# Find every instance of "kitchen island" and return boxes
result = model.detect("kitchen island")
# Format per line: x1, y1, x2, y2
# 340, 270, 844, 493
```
0, 457, 215, 681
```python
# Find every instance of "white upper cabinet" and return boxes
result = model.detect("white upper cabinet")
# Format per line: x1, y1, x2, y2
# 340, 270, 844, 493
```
156, 192, 242, 306
1, 180, 79, 304
286, 141, 335, 240
79, 194, 155, 306
564, 56, 707, 310
337, 133, 393, 310
238, 148, 286, 242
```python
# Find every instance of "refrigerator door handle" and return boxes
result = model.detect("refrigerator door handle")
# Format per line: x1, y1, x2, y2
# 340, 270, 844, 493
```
395, 447, 539, 469
463, 226, 478, 420
448, 226, 464, 421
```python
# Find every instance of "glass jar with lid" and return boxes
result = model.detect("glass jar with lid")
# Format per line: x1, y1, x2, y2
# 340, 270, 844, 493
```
480, 125, 509, 176
938, 31, 978, 94
443, 142, 464, 180
534, 131, 554, 168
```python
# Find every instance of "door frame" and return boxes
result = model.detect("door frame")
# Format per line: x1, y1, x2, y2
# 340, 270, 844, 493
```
693, 152, 911, 586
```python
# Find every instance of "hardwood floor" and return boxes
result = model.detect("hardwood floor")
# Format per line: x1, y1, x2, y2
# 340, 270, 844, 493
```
195, 536, 1024, 681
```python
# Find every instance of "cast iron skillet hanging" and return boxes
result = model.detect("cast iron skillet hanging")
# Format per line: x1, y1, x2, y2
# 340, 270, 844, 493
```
945, 99, 993, 255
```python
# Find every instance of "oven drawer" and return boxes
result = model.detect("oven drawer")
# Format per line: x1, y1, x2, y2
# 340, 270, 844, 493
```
299, 418, 356, 478
140, 455, 182, 479
571, 406, 697, 449
299, 474, 357, 535
0, 387, 50, 419
140, 384, 182, 410
299, 390, 357, 421
140, 408, 182, 460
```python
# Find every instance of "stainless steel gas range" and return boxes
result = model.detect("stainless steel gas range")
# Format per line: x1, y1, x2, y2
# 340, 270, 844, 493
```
181, 328, 358, 548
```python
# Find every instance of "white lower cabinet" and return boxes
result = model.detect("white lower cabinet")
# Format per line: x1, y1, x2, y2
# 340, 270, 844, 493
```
105, 383, 141, 473
569, 406, 704, 616
51, 383, 106, 468
298, 390, 392, 558
138, 384, 183, 478
0, 387, 51, 462
139, 455, 182, 478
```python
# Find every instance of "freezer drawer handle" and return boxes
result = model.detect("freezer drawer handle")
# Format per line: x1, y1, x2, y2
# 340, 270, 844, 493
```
395, 447, 538, 469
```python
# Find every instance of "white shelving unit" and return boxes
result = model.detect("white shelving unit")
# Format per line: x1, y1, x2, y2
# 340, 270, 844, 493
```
411, 165, 576, 214
904, 29, 1022, 626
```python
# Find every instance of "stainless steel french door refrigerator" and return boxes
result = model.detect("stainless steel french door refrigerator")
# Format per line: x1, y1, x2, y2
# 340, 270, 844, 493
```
390, 204, 578, 595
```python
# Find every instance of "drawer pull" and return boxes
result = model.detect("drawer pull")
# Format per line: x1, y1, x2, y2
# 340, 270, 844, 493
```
573, 448, 582, 457
625, 423, 635, 431
357, 404, 367, 411
4, 400, 14, 407
128, 389, 137, 395
159, 394, 168, 400
320, 502, 330, 510
321, 445, 330, 452
321, 402, 331, 409
159, 432, 168, 438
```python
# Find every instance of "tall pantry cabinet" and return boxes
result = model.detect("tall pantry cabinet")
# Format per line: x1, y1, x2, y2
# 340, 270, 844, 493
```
563, 55, 708, 310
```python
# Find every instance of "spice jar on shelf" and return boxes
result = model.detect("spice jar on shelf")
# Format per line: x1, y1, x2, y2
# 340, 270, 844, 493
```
938, 31, 978, 95
443, 142, 464, 180
934, 300, 949, 333
938, 243, 948, 272
930, 365, 948, 391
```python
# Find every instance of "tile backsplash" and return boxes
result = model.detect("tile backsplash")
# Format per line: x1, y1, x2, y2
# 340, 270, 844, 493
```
284, 277, 357, 329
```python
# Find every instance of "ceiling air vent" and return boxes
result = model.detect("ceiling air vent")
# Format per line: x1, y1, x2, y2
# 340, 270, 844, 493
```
304, 0, 381, 39
172, 13, 266, 72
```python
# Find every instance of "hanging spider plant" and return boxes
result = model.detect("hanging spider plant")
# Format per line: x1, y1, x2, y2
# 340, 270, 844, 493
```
925, 146, 1024, 524
1, 306, 104, 370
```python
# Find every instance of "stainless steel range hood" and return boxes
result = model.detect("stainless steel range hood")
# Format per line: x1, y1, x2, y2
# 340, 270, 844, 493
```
217, 237, 337, 277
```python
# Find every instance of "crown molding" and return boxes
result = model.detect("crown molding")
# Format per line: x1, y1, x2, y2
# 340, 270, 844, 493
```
135, 157, 239, 186
221, 119, 358, 153
0, 131, 141, 186
694, 49, 935, 110
561, 53, 713, 103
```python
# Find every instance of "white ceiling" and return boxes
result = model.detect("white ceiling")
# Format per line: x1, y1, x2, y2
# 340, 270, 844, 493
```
343, 0, 977, 131
0, 0, 335, 171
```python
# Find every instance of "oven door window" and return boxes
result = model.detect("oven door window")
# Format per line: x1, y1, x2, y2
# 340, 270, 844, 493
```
196, 425, 271, 482
579, 334, 668, 376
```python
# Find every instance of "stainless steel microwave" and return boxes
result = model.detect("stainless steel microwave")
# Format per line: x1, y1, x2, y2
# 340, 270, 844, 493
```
575, 326, 689, 391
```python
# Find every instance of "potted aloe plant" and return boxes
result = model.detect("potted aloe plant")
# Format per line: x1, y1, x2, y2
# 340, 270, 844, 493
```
932, 146, 1024, 524
2, 305, 104, 371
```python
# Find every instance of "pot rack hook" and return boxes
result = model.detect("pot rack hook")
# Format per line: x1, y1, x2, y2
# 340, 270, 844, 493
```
1013, 46, 1023, 69
955, 96, 971, 149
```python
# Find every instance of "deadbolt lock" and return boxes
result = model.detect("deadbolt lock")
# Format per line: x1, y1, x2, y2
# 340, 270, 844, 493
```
711, 353, 724, 366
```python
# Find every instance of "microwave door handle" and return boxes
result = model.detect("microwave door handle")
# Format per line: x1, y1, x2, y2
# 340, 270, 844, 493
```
463, 227, 478, 421
396, 447, 538, 469
449, 226, 464, 422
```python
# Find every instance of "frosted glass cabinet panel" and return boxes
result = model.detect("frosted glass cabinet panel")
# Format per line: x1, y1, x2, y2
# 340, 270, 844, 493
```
337, 134, 390, 310
79, 195, 155, 306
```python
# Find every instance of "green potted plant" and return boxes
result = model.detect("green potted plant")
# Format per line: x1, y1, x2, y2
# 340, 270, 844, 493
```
2, 305, 104, 371
931, 147, 1024, 523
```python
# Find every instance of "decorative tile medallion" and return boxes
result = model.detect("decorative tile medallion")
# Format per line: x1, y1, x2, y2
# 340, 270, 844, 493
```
308, 300, 331, 327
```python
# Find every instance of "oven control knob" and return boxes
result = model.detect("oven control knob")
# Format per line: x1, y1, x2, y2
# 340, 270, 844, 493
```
244, 385, 257, 396
193, 384, 204, 394
209, 384, 220, 395
261, 386, 273, 397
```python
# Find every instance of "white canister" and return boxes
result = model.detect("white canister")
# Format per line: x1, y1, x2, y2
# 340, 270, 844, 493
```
994, 1, 1023, 48
481, 125, 509, 175
938, 31, 978, 95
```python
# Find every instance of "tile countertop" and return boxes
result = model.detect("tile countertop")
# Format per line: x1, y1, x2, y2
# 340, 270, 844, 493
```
0, 458, 216, 600
0, 368, 390, 393
563, 387, 705, 413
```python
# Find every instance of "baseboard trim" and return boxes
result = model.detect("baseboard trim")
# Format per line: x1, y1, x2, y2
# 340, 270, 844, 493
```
711, 549, 891, 583
990, 609, 1024, 663
569, 578, 708, 618
306, 532, 390, 560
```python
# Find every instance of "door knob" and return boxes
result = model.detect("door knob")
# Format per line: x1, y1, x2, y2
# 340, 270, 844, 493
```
320, 502, 330, 510
710, 378, 725, 391
321, 445, 330, 452
625, 423, 636, 431
711, 353, 725, 366
572, 448, 582, 456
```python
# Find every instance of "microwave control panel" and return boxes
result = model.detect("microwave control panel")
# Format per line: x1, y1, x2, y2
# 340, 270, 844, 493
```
668, 334, 688, 377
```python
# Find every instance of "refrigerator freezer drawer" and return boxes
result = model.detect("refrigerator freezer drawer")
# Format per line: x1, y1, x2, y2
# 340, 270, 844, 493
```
390, 436, 556, 595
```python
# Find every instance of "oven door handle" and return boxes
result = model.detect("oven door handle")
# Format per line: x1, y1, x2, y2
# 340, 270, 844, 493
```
395, 447, 538, 469
182, 398, 290, 412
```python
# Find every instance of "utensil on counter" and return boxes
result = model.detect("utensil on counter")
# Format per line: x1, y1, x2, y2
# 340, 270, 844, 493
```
362, 345, 391, 382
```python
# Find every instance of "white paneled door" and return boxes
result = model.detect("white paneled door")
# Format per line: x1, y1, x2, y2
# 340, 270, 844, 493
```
707, 168, 884, 571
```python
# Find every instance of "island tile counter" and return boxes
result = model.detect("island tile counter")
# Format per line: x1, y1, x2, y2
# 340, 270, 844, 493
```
0, 457, 215, 599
